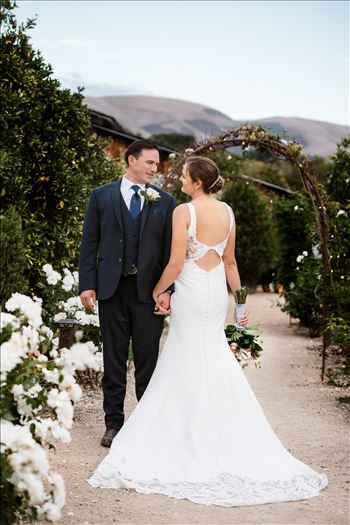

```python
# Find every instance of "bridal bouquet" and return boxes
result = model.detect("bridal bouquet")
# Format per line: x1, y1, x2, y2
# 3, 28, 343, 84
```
225, 324, 263, 369
225, 287, 263, 368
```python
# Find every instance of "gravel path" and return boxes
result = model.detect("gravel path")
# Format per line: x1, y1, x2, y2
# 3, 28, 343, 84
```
45, 292, 349, 525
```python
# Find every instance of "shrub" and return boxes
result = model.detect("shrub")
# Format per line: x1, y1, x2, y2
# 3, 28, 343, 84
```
0, 206, 29, 305
221, 178, 277, 287
0, 292, 100, 523
282, 253, 323, 336
273, 193, 314, 288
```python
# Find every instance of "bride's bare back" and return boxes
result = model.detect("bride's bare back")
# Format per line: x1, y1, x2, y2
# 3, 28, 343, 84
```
189, 198, 233, 271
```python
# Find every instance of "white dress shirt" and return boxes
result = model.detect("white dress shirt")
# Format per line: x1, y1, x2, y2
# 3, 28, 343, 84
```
121, 176, 146, 211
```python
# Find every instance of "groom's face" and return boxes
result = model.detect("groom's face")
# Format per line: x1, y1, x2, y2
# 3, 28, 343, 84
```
128, 148, 160, 184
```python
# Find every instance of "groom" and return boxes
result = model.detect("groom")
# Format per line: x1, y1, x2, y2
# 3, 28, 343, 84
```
79, 140, 176, 447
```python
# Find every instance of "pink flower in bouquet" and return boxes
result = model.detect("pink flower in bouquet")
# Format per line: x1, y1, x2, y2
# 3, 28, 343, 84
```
230, 343, 238, 353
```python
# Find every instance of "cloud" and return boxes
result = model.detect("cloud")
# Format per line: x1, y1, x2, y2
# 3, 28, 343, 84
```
61, 38, 89, 47
92, 51, 122, 60
35, 39, 121, 59
37, 37, 90, 49
59, 76, 154, 97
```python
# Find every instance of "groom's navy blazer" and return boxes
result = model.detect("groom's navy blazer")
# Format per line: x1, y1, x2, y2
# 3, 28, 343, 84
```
79, 180, 176, 303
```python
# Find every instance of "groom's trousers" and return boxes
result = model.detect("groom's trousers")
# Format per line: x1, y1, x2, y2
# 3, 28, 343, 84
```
98, 274, 164, 431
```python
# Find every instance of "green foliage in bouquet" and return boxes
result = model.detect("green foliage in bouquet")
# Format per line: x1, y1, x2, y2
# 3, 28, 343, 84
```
225, 324, 263, 369
234, 286, 249, 304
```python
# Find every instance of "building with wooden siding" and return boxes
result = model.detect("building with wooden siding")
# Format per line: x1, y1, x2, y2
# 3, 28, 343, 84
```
89, 109, 174, 173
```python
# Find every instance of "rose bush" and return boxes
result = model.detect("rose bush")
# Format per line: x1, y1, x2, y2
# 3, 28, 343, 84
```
1, 292, 100, 523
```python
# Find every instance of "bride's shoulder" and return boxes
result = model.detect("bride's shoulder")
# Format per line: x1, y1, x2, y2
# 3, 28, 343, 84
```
173, 203, 191, 224
221, 201, 235, 216
220, 201, 233, 211
174, 203, 190, 215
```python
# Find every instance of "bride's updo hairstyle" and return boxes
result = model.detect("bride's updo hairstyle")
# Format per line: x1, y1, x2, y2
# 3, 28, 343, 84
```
185, 156, 224, 194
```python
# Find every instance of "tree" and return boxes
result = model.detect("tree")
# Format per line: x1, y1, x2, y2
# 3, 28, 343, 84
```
221, 178, 277, 288
149, 132, 195, 151
273, 193, 313, 287
326, 137, 350, 206
0, 206, 29, 304
0, 1, 120, 297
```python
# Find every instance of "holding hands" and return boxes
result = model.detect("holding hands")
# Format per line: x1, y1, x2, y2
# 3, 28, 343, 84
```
153, 291, 171, 316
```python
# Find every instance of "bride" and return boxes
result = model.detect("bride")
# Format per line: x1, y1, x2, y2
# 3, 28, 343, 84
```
88, 156, 328, 506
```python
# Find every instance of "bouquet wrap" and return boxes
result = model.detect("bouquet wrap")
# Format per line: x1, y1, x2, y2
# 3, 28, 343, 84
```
235, 303, 246, 332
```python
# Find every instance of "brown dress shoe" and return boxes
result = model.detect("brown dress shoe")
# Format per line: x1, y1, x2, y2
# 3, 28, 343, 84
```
100, 428, 119, 447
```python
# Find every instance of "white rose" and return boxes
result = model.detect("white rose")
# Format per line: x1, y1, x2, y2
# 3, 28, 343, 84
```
11, 471, 45, 505
0, 332, 28, 376
39, 502, 62, 521
48, 471, 66, 507
0, 313, 19, 330
47, 271, 62, 285
5, 293, 42, 328
49, 421, 71, 443
54, 312, 67, 322
69, 342, 100, 371
65, 383, 82, 402
11, 383, 24, 398
62, 274, 75, 292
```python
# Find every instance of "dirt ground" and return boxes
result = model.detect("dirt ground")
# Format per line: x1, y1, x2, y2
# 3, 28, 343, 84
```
45, 292, 350, 525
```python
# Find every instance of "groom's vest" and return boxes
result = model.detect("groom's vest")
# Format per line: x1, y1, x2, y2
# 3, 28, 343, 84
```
120, 197, 142, 276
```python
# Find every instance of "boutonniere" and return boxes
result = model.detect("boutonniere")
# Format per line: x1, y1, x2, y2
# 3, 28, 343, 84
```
140, 188, 161, 204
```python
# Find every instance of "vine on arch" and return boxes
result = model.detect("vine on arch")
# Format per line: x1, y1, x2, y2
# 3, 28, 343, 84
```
165, 124, 334, 380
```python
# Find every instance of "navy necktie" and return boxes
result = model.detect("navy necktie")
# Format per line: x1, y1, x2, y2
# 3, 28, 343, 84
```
130, 185, 141, 219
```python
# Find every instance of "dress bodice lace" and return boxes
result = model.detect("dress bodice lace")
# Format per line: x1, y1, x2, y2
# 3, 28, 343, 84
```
185, 202, 235, 262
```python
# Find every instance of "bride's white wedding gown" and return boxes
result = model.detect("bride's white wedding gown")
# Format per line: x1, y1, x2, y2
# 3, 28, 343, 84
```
88, 202, 328, 506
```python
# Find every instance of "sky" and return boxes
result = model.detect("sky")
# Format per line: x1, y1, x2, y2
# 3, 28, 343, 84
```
16, 1, 350, 126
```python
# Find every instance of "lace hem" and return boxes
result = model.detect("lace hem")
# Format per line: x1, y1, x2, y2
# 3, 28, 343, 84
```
88, 463, 328, 507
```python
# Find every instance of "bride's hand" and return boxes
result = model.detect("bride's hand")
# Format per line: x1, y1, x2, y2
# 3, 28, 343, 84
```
153, 291, 171, 315
233, 308, 249, 327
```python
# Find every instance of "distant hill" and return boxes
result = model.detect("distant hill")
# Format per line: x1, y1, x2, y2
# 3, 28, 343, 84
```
84, 95, 349, 157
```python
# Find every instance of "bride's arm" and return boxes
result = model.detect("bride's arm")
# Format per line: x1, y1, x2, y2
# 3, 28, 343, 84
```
222, 220, 242, 294
152, 204, 188, 301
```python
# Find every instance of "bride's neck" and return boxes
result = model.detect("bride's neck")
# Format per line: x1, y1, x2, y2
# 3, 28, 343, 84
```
191, 192, 209, 201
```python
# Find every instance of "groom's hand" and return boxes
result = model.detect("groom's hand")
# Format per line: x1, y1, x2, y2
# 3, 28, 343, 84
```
154, 292, 171, 316
80, 290, 97, 311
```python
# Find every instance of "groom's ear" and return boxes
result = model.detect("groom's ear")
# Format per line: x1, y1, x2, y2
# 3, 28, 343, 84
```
128, 154, 135, 166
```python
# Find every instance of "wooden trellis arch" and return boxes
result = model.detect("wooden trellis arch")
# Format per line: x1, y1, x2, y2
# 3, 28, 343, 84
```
165, 124, 333, 380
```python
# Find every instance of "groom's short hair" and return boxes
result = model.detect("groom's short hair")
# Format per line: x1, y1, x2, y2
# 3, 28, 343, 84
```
124, 140, 159, 166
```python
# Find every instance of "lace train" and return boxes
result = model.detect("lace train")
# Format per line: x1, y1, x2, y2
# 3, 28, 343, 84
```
88, 456, 328, 507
